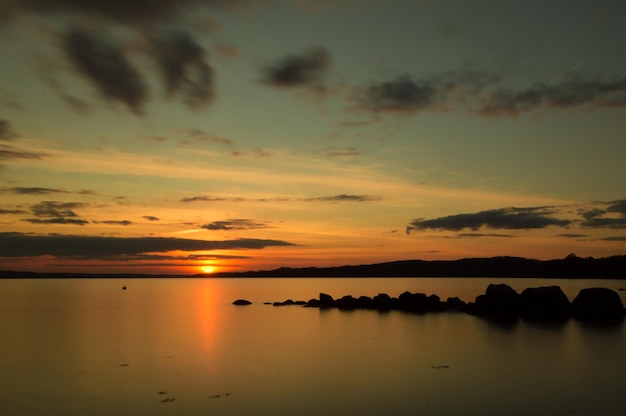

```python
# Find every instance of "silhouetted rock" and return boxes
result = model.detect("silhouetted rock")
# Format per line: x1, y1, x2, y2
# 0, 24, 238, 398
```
305, 298, 320, 307
520, 286, 570, 322
468, 283, 520, 322
336, 295, 360, 310
357, 295, 375, 309
446, 296, 466, 311
373, 293, 394, 310
232, 299, 252, 305
319, 292, 335, 308
572, 288, 624, 324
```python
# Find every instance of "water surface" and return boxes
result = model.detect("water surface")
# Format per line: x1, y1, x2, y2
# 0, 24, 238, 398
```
1, 277, 624, 415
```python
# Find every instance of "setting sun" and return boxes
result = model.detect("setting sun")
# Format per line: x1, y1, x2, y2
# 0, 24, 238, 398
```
200, 265, 216, 274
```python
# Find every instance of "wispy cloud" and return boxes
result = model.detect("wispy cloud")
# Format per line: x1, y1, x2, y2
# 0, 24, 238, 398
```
579, 199, 626, 229
30, 201, 85, 218
0, 119, 19, 141
182, 193, 380, 203
407, 206, 571, 234
0, 232, 295, 258
261, 47, 330, 89
62, 28, 147, 115
8, 187, 68, 195
201, 219, 269, 230
479, 75, 626, 116
150, 31, 214, 109
23, 218, 89, 225
143, 216, 160, 221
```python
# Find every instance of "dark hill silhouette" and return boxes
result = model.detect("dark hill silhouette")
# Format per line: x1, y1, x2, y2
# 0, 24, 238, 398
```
1, 254, 625, 278
211, 254, 626, 278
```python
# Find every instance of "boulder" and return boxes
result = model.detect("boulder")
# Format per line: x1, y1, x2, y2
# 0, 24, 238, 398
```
445, 296, 466, 311
469, 283, 520, 321
373, 293, 394, 310
319, 292, 336, 308
336, 295, 360, 310
520, 286, 570, 322
572, 288, 624, 324
232, 299, 252, 305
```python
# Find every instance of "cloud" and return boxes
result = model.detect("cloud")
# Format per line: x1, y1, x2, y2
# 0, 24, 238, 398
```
261, 47, 330, 88
23, 218, 89, 225
150, 31, 214, 109
0, 145, 46, 161
3, 0, 252, 25
301, 194, 380, 202
0, 120, 19, 141
62, 28, 147, 115
602, 236, 626, 241
30, 201, 85, 217
407, 206, 572, 233
185, 128, 233, 146
579, 199, 626, 229
457, 233, 513, 238
319, 146, 361, 157
181, 193, 380, 203
143, 216, 160, 221
96, 220, 133, 226
353, 70, 497, 115
0, 209, 27, 214
479, 75, 626, 116
9, 187, 68, 195
231, 147, 271, 158
0, 232, 295, 258
201, 219, 269, 230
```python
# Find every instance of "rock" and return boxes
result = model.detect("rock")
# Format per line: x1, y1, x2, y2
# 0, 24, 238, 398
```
469, 283, 520, 322
319, 292, 336, 308
446, 296, 466, 311
373, 293, 394, 310
520, 286, 570, 322
232, 299, 252, 305
336, 295, 359, 310
572, 288, 624, 324
305, 298, 321, 307
357, 295, 375, 309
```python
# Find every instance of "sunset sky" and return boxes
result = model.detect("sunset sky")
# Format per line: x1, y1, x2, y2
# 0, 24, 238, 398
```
1, 0, 626, 274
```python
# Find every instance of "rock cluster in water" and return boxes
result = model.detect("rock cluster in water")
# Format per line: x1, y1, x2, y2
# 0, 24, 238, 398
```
233, 284, 626, 325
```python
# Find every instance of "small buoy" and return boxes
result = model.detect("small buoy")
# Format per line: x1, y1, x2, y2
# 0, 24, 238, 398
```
122, 286, 127, 290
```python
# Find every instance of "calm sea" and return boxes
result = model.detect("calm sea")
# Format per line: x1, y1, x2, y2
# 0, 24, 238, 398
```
1, 277, 625, 416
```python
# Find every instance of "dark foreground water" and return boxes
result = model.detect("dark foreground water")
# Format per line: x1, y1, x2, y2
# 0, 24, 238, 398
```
1, 277, 625, 416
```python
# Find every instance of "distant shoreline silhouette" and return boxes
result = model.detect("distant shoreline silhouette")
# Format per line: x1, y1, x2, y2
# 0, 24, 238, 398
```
1, 254, 625, 279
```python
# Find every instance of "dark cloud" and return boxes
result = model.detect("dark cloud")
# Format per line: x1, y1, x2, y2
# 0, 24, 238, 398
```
143, 216, 160, 221
579, 199, 626, 229
262, 47, 330, 88
359, 76, 436, 114
30, 201, 85, 217
151, 31, 214, 109
96, 220, 133, 226
62, 28, 147, 115
602, 236, 626, 241
457, 233, 513, 238
181, 195, 231, 203
185, 129, 233, 146
0, 232, 295, 258
0, 145, 46, 161
3, 0, 252, 24
201, 219, 269, 231
407, 207, 571, 233
9, 187, 67, 195
301, 194, 380, 202
181, 194, 379, 203
24, 218, 89, 226
0, 208, 27, 214
0, 119, 19, 141
479, 75, 626, 116
354, 70, 497, 115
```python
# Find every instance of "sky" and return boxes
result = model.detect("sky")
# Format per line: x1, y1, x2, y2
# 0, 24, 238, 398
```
1, 0, 626, 275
